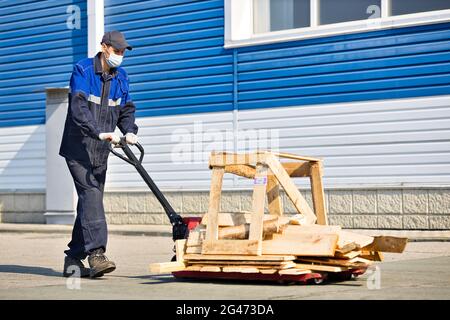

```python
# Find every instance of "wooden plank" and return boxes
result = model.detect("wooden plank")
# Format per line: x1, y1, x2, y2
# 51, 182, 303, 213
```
185, 265, 203, 271
224, 164, 255, 179
262, 233, 338, 257
225, 162, 311, 179
350, 257, 373, 265
272, 232, 340, 242
310, 161, 328, 225
201, 212, 280, 227
188, 263, 291, 271
209, 152, 268, 167
277, 262, 296, 269
266, 172, 283, 216
360, 251, 384, 262
202, 240, 260, 255
294, 263, 349, 272
186, 246, 202, 254
265, 154, 317, 224
187, 231, 205, 247
219, 224, 249, 240
335, 242, 359, 254
281, 162, 311, 177
259, 269, 278, 274
175, 239, 186, 263
205, 167, 224, 241
334, 250, 362, 259
200, 266, 222, 272
249, 163, 269, 255
218, 219, 280, 240
296, 257, 367, 268
338, 231, 374, 249
224, 162, 313, 178
363, 236, 408, 253
281, 224, 341, 235
187, 241, 202, 248
184, 254, 296, 261
149, 261, 186, 273
287, 214, 308, 225
278, 269, 312, 275
189, 221, 280, 245
186, 260, 294, 267
222, 266, 260, 273
270, 151, 321, 162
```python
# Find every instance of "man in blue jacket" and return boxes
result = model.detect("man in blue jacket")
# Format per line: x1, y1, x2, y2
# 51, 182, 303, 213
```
59, 31, 138, 278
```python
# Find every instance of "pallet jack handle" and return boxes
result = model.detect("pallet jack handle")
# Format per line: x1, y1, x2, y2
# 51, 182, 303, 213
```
109, 138, 144, 166
108, 137, 188, 241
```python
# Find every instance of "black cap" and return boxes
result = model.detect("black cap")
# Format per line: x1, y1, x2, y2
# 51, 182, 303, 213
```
101, 30, 132, 51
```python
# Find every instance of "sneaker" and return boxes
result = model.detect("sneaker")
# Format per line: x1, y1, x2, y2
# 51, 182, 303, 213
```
63, 255, 90, 278
88, 248, 116, 278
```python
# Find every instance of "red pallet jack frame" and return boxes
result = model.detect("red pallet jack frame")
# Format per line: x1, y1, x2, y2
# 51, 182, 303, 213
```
172, 268, 367, 285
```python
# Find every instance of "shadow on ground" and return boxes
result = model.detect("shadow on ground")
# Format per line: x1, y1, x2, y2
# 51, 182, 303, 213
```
0, 265, 61, 278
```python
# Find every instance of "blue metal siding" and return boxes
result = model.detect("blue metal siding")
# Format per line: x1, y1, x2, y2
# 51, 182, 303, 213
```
0, 1, 448, 127
0, 0, 87, 128
103, 0, 450, 117
237, 22, 450, 110
104, 0, 234, 117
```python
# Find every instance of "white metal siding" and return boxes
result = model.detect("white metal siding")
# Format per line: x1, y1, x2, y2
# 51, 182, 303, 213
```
0, 125, 46, 190
1, 95, 449, 191
237, 95, 450, 188
106, 111, 235, 190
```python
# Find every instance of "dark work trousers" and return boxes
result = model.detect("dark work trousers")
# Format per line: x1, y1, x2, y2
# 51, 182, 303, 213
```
64, 158, 108, 260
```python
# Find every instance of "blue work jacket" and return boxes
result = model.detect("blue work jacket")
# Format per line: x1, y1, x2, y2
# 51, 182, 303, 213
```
59, 52, 138, 166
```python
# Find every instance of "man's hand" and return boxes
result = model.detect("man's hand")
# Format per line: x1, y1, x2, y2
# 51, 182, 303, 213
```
99, 132, 120, 144
125, 133, 138, 145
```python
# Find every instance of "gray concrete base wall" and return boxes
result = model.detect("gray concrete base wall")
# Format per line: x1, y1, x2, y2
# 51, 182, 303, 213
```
1, 188, 449, 229
0, 193, 46, 224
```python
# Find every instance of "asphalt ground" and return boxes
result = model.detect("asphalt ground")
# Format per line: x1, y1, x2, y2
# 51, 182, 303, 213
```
0, 232, 449, 300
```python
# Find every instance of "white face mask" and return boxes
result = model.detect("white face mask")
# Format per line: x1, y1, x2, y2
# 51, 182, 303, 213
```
105, 51, 123, 68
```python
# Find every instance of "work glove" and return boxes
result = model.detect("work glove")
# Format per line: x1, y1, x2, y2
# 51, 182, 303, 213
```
99, 132, 120, 144
125, 132, 138, 145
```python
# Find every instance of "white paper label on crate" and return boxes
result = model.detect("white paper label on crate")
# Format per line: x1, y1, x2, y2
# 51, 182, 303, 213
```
253, 177, 267, 185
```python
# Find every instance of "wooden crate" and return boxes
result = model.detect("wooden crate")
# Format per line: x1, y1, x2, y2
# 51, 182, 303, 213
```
203, 151, 328, 256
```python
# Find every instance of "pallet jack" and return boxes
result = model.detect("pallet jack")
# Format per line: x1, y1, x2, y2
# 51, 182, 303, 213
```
110, 139, 367, 285
109, 138, 201, 242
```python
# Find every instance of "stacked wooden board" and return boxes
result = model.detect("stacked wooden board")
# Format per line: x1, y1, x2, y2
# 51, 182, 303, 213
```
149, 151, 408, 283
149, 212, 408, 278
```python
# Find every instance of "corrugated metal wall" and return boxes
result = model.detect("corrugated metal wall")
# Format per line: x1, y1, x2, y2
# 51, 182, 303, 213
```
237, 22, 450, 110
234, 21, 450, 187
0, 0, 87, 191
236, 95, 450, 187
0, 0, 87, 128
238, 23, 450, 187
106, 111, 235, 190
0, 125, 45, 190
1, 1, 449, 191
104, 0, 233, 117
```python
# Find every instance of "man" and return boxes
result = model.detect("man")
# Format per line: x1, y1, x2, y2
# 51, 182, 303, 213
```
59, 31, 138, 278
